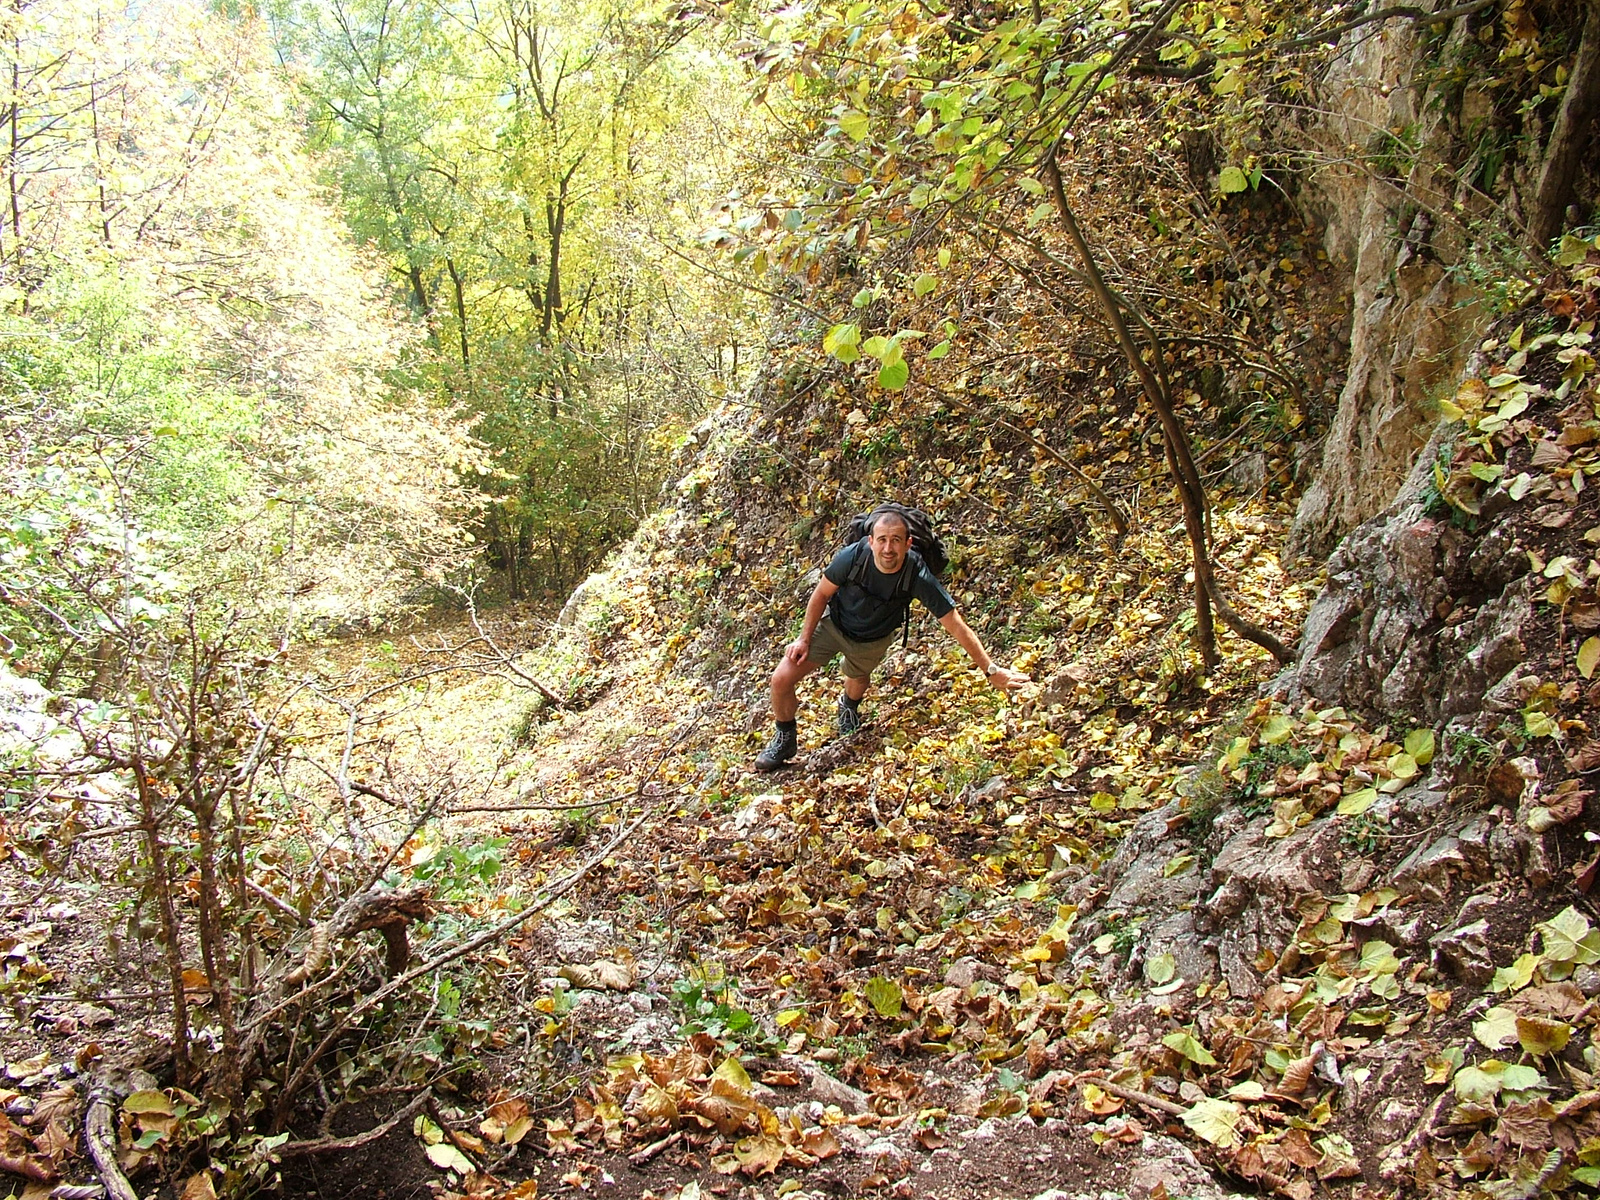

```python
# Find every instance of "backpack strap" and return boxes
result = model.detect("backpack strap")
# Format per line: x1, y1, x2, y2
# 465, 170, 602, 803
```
844, 538, 873, 588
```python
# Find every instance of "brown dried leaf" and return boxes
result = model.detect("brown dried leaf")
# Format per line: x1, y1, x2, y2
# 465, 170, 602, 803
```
1531, 441, 1572, 469
1278, 1054, 1315, 1097
803, 1126, 842, 1159
32, 1120, 73, 1161
1496, 1099, 1558, 1151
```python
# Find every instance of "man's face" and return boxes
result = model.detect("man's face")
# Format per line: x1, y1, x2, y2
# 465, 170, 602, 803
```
869, 516, 910, 574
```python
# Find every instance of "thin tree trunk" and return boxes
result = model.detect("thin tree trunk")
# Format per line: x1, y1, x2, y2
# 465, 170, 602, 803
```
1529, 0, 1600, 251
447, 256, 470, 369
134, 758, 192, 1086
1043, 151, 1290, 669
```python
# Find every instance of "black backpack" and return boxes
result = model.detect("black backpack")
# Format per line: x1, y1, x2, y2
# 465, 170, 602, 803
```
838, 503, 948, 646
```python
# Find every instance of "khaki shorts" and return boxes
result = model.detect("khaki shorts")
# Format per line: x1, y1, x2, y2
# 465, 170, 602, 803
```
807, 617, 897, 679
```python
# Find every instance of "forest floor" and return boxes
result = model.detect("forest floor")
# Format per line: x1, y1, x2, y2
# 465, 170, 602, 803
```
246, 487, 1315, 1200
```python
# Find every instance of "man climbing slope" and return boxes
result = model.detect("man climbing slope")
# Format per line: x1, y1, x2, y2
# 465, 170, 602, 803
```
753, 504, 1029, 771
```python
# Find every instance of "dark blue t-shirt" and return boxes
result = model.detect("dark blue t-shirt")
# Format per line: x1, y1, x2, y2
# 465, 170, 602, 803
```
823, 540, 956, 642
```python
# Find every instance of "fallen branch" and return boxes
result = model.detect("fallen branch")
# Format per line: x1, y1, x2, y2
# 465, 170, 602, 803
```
283, 886, 432, 986
630, 1130, 683, 1165
272, 802, 658, 1129
1074, 1073, 1186, 1117
86, 1076, 139, 1200
276, 1088, 434, 1156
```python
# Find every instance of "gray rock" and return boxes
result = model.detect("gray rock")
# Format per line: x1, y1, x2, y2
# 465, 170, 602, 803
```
1392, 834, 1467, 899
1370, 1097, 1420, 1143
1431, 919, 1495, 983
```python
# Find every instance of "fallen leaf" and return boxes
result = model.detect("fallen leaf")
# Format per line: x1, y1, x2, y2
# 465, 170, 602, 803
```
1182, 1098, 1244, 1148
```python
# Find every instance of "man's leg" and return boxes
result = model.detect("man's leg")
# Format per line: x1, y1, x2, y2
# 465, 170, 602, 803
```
755, 652, 825, 771
837, 671, 871, 735
770, 653, 822, 722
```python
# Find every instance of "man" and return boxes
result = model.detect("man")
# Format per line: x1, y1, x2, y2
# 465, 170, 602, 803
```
753, 506, 1030, 771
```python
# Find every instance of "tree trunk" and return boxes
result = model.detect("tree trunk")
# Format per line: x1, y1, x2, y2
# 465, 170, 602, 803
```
1044, 152, 1289, 669
1528, 0, 1600, 251
446, 256, 470, 369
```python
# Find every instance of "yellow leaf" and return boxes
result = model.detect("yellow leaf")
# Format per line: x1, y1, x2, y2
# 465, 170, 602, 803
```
1182, 1098, 1244, 1147
1579, 636, 1600, 680
1516, 1015, 1573, 1057
712, 1056, 753, 1094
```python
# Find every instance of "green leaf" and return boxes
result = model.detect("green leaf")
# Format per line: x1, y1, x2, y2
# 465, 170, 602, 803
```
1182, 1098, 1243, 1147
1500, 1063, 1547, 1093
823, 323, 861, 357
1404, 729, 1435, 766
838, 110, 870, 141
865, 976, 903, 1017
1162, 1030, 1217, 1066
1556, 234, 1594, 266
1489, 953, 1541, 994
1336, 788, 1378, 817
927, 340, 952, 360
1524, 709, 1558, 739
861, 335, 892, 359
1359, 940, 1401, 976
1473, 1005, 1519, 1050
1386, 751, 1419, 782
1163, 853, 1195, 878
1217, 166, 1249, 193
937, 247, 952, 268
1539, 907, 1600, 964
912, 273, 938, 297
1453, 1064, 1501, 1102
1146, 952, 1176, 985
877, 358, 909, 390
1016, 177, 1046, 196
852, 288, 875, 308
1259, 714, 1294, 745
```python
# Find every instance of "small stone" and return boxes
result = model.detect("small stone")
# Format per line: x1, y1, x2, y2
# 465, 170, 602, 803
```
1573, 966, 1600, 997
1431, 920, 1495, 984
1370, 1097, 1418, 1142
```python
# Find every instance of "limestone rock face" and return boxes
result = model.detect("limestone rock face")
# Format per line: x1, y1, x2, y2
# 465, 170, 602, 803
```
1288, 18, 1494, 557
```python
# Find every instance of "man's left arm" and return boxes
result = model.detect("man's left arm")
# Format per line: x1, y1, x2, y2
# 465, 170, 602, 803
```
937, 610, 1030, 691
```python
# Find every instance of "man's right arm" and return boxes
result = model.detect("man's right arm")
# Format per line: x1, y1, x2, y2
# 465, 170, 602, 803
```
786, 577, 839, 664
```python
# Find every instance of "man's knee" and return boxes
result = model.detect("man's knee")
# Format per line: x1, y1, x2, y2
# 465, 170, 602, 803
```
771, 657, 814, 690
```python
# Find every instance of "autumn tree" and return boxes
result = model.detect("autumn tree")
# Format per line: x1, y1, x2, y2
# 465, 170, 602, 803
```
286, 0, 762, 596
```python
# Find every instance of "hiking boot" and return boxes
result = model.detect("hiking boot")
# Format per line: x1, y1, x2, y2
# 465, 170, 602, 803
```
753, 726, 798, 771
837, 696, 862, 737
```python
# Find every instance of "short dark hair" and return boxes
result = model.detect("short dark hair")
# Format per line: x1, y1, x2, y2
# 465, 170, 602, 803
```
867, 510, 909, 535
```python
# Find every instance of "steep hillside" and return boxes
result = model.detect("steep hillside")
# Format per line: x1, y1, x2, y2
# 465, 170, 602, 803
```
412, 233, 1598, 1200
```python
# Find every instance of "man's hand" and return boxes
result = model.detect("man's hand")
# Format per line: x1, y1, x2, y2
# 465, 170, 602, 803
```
986, 665, 1029, 691
785, 637, 812, 665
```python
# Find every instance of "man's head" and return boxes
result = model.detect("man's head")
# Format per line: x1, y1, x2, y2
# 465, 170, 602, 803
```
867, 510, 910, 574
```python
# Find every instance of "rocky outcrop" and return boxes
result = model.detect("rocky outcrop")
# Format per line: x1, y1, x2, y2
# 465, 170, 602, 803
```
1278, 424, 1532, 725
1288, 16, 1495, 558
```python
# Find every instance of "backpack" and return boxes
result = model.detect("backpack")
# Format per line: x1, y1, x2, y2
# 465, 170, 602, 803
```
837, 503, 948, 646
